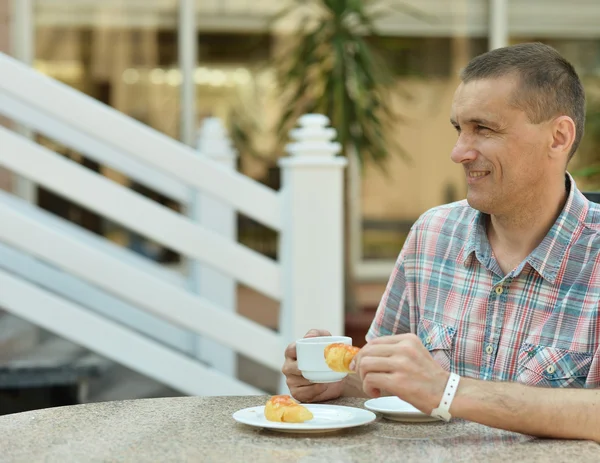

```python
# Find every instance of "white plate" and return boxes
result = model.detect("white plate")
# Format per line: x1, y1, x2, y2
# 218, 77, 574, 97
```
233, 404, 377, 433
364, 397, 442, 423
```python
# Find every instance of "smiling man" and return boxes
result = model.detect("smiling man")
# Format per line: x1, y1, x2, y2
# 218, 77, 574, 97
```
282, 43, 600, 441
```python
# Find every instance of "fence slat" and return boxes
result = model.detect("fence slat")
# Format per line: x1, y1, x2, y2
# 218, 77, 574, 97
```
0, 52, 282, 231
0, 126, 282, 301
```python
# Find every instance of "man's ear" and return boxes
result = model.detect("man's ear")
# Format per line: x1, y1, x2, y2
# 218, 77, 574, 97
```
549, 116, 576, 160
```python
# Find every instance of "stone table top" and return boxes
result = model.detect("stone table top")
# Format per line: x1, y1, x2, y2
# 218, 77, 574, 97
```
0, 396, 598, 462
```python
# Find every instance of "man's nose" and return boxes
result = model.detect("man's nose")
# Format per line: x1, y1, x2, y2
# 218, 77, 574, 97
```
450, 134, 478, 164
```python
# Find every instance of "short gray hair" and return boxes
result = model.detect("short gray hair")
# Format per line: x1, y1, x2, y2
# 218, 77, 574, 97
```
461, 42, 586, 160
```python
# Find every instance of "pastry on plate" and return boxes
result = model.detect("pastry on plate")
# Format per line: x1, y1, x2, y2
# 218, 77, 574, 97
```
324, 343, 360, 373
264, 395, 313, 423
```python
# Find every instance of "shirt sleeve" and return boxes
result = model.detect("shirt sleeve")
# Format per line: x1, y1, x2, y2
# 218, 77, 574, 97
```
365, 226, 416, 343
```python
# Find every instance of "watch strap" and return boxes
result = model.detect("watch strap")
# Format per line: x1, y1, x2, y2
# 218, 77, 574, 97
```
430, 372, 460, 422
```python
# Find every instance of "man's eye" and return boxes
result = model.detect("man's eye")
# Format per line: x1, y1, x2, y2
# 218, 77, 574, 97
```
476, 125, 491, 132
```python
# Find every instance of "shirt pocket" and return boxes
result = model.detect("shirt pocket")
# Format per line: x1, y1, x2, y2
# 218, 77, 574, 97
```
516, 343, 593, 388
417, 318, 456, 372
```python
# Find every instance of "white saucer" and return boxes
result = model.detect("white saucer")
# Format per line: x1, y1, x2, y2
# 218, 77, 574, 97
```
364, 397, 442, 423
233, 404, 377, 433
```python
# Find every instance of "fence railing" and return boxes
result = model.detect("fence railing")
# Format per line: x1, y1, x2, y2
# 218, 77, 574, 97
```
0, 53, 280, 230
0, 52, 347, 393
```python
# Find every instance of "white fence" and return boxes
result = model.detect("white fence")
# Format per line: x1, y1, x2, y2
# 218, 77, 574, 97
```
0, 52, 347, 394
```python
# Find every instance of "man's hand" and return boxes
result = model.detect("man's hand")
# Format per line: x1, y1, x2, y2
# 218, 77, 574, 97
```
282, 329, 345, 403
352, 333, 449, 414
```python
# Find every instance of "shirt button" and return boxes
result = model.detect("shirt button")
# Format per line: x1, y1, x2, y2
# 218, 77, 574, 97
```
546, 365, 556, 374
425, 336, 432, 344
495, 287, 504, 295
485, 345, 494, 355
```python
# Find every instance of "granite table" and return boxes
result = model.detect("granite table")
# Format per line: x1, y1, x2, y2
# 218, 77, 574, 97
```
0, 396, 598, 462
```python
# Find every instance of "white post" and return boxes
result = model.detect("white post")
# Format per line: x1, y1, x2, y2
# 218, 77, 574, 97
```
178, 0, 197, 147
489, 0, 509, 50
189, 118, 237, 377
10, 0, 36, 203
347, 146, 362, 280
279, 113, 347, 351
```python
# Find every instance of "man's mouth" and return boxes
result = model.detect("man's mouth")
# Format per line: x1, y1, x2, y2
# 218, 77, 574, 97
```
468, 171, 490, 178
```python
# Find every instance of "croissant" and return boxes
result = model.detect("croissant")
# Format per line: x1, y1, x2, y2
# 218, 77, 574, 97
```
264, 395, 314, 423
324, 343, 360, 373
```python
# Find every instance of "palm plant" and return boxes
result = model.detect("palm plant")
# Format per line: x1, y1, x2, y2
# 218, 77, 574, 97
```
272, 0, 429, 166
270, 0, 429, 312
228, 0, 430, 313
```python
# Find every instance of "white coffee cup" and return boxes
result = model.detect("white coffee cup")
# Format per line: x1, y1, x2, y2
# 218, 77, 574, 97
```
296, 336, 352, 383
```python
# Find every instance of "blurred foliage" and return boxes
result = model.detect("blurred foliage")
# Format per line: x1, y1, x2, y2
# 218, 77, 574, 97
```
227, 0, 435, 172
362, 229, 409, 260
226, 0, 432, 312
271, 0, 432, 169
572, 90, 600, 190
272, 0, 433, 313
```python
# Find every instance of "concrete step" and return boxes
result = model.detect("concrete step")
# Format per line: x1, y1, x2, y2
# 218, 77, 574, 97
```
0, 313, 40, 361
0, 335, 111, 389
0, 314, 276, 406
86, 363, 183, 403
0, 328, 112, 415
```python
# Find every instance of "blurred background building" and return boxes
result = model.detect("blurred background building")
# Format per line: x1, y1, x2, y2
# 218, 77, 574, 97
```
4, 1, 600, 279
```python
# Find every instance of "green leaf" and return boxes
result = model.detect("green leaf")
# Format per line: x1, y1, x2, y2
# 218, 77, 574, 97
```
572, 165, 600, 178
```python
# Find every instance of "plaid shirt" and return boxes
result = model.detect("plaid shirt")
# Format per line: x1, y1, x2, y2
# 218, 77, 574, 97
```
367, 174, 600, 388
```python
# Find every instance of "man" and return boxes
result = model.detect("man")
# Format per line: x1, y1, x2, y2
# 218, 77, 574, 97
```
282, 43, 600, 441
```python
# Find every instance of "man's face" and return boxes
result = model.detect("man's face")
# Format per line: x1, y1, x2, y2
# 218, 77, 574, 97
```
450, 76, 552, 215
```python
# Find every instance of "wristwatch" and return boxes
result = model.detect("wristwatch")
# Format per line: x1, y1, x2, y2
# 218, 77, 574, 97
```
430, 372, 461, 422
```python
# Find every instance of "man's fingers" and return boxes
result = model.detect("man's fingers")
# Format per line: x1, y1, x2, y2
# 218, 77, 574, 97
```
304, 329, 332, 338
310, 387, 340, 403
289, 384, 328, 403
350, 344, 396, 373
358, 344, 397, 358
281, 359, 301, 377
286, 376, 314, 392
363, 372, 393, 398
284, 342, 297, 360
356, 357, 394, 381
286, 376, 314, 390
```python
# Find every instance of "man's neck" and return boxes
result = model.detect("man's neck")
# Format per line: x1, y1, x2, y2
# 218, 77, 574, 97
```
487, 176, 568, 275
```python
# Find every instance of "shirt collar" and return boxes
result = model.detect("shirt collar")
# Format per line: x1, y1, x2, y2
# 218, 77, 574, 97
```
459, 211, 489, 269
460, 173, 589, 283
526, 172, 588, 283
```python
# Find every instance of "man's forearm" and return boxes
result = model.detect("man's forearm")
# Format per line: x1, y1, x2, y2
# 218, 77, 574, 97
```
451, 378, 600, 442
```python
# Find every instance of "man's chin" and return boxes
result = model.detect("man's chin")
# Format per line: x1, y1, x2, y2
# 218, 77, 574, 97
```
465, 194, 493, 214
